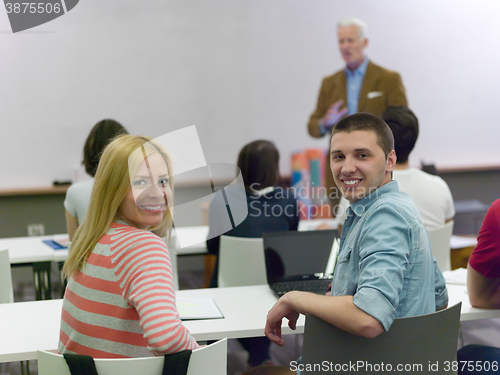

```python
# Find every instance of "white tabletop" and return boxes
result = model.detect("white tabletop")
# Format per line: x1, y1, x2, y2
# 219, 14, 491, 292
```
446, 283, 500, 321
0, 285, 292, 363
3, 227, 211, 265
0, 283, 498, 363
179, 285, 304, 341
2, 235, 57, 264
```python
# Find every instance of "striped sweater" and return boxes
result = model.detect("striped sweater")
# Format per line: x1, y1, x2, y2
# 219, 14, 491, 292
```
58, 221, 199, 358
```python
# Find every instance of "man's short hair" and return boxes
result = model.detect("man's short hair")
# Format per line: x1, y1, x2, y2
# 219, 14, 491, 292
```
338, 17, 368, 39
381, 106, 419, 164
331, 112, 394, 158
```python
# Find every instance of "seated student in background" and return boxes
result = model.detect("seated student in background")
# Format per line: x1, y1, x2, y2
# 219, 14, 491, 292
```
59, 135, 199, 357
457, 199, 500, 375
249, 113, 448, 375
335, 106, 454, 230
206, 140, 299, 369
65, 119, 128, 240
206, 139, 300, 285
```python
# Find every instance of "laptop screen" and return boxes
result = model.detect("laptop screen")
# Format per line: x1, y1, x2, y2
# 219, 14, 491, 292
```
263, 229, 338, 284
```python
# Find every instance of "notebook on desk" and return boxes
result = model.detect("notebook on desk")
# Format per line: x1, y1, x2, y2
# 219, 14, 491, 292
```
263, 229, 338, 298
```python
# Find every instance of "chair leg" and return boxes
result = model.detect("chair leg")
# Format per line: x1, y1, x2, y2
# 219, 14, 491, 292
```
59, 261, 67, 298
20, 360, 30, 375
32, 262, 52, 300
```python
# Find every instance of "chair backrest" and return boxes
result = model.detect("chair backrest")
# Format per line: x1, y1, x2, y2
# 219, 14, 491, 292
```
427, 220, 454, 272
163, 235, 179, 291
302, 303, 461, 375
218, 236, 267, 288
37, 338, 227, 375
0, 249, 14, 304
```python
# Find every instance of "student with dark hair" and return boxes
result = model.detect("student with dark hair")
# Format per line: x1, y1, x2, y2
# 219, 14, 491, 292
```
82, 119, 128, 177
64, 119, 128, 239
237, 139, 281, 191
381, 105, 418, 164
206, 140, 299, 370
381, 106, 454, 229
207, 140, 299, 282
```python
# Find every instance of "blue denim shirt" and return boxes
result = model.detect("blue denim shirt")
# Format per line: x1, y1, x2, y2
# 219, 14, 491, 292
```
345, 57, 370, 115
332, 181, 448, 331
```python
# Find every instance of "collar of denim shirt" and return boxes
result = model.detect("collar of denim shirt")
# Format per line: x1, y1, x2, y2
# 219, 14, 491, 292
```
347, 180, 399, 217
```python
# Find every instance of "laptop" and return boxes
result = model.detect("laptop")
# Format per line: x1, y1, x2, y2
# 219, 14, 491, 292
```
263, 229, 339, 298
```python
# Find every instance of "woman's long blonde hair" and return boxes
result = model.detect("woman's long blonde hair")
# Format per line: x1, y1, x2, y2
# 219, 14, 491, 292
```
63, 135, 174, 277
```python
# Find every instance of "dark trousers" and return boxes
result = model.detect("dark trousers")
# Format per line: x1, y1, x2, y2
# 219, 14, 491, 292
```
458, 344, 500, 375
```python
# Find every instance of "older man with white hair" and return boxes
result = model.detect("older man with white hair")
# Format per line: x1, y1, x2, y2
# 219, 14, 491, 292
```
307, 17, 408, 213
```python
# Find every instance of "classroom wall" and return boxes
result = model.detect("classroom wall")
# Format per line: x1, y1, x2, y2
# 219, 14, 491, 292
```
0, 0, 499, 189
0, 169, 497, 239
0, 184, 213, 237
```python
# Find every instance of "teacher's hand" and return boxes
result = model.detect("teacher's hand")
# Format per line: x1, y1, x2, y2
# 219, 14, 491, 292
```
322, 100, 348, 129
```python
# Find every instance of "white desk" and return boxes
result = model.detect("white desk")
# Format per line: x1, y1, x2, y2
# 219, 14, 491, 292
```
3, 227, 210, 264
2, 236, 55, 264
0, 284, 498, 363
3, 228, 210, 299
3, 235, 57, 300
0, 285, 297, 363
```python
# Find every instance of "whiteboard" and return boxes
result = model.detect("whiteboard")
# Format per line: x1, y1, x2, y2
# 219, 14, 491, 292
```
0, 0, 499, 188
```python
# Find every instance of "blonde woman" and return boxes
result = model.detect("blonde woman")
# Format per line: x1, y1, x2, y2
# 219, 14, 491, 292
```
59, 135, 199, 358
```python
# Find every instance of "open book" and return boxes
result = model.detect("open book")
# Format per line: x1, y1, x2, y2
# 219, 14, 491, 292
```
176, 298, 224, 320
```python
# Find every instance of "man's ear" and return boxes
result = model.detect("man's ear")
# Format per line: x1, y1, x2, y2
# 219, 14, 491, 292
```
386, 150, 397, 172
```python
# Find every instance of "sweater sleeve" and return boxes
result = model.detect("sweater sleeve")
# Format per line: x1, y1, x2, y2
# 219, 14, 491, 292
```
111, 230, 199, 355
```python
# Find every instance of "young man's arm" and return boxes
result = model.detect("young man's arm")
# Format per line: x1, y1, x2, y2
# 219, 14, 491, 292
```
265, 292, 384, 346
265, 202, 418, 346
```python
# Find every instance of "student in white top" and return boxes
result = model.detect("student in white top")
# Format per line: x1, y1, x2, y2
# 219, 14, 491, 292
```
64, 119, 128, 239
336, 106, 454, 230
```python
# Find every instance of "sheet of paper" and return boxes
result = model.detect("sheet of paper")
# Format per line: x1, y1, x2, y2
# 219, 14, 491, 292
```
176, 298, 224, 320
450, 236, 477, 249
443, 268, 468, 285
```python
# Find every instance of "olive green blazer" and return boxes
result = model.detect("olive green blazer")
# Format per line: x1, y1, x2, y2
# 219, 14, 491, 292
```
307, 61, 408, 138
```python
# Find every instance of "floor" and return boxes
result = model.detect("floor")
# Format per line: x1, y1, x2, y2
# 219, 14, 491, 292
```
1, 258, 302, 375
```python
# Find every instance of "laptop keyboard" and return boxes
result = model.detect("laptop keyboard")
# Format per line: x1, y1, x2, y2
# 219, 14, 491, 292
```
272, 279, 332, 297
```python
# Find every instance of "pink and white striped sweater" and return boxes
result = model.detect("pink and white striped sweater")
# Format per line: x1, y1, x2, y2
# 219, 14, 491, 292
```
58, 221, 199, 358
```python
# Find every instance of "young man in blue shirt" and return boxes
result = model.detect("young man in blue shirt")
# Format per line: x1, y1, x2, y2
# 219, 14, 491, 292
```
257, 113, 447, 374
